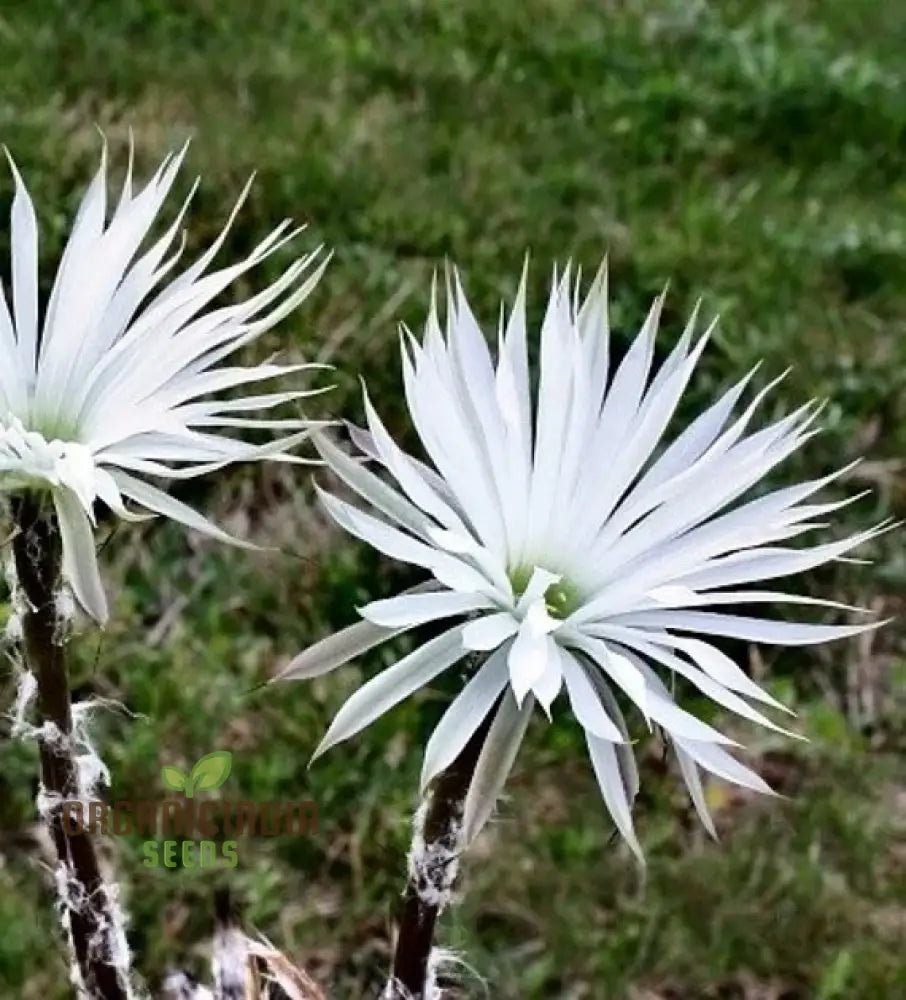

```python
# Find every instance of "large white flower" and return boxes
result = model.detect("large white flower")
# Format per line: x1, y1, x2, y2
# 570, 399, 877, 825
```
278, 264, 885, 858
0, 144, 328, 623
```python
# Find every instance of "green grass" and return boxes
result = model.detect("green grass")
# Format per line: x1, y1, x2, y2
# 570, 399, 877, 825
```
1, 0, 905, 997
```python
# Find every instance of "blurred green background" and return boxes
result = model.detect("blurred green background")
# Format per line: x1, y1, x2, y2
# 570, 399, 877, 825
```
1, 0, 905, 997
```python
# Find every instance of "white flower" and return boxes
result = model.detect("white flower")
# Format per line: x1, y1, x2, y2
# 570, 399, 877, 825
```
278, 263, 885, 859
0, 143, 329, 623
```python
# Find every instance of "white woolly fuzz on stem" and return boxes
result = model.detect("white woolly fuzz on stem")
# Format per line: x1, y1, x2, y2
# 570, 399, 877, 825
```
52, 861, 91, 1000
408, 798, 462, 912
51, 860, 144, 1000
17, 588, 140, 997
382, 947, 485, 1000
52, 706, 142, 998
71, 700, 113, 801
4, 550, 27, 645
423, 949, 448, 1000
54, 583, 77, 637
9, 667, 37, 737
8, 665, 64, 746
36, 782, 63, 823
212, 925, 250, 1000
15, 694, 114, 805
161, 971, 214, 1000
90, 878, 135, 988
20, 692, 141, 998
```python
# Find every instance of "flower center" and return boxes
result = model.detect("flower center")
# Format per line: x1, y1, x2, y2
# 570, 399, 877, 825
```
0, 416, 97, 510
508, 565, 581, 619
544, 580, 580, 618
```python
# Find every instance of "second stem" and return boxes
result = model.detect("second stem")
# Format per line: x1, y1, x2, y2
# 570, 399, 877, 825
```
13, 493, 130, 1000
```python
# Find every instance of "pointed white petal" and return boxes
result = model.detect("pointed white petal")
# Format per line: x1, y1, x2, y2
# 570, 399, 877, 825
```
312, 431, 432, 538
515, 566, 561, 611
53, 489, 107, 624
110, 470, 256, 548
6, 154, 39, 374
507, 623, 550, 705
273, 583, 442, 682
462, 612, 519, 651
560, 649, 624, 741
532, 647, 563, 716
360, 590, 492, 628
274, 620, 400, 682
668, 635, 793, 713
647, 585, 700, 605
461, 691, 534, 844
584, 664, 639, 797
619, 634, 802, 739
565, 633, 650, 722
420, 646, 510, 791
625, 653, 741, 745
673, 736, 775, 795
609, 610, 881, 645
317, 487, 493, 595
673, 740, 718, 839
312, 624, 468, 758
586, 731, 644, 862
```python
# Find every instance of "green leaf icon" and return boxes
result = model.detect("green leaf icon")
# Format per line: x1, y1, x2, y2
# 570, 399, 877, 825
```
187, 750, 233, 797
161, 766, 187, 793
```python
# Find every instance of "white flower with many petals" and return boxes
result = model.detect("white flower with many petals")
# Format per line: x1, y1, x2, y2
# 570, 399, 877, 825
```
0, 144, 328, 623
278, 264, 885, 858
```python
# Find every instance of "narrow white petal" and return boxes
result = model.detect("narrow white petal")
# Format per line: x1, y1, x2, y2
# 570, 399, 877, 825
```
618, 635, 801, 739
462, 612, 519, 651
639, 588, 869, 615
0, 284, 24, 411
668, 635, 792, 713
420, 645, 510, 791
609, 610, 881, 645
53, 489, 107, 624
586, 732, 644, 862
93, 467, 153, 523
361, 590, 491, 628
273, 582, 441, 682
461, 691, 534, 844
312, 624, 468, 758
628, 365, 756, 502
313, 430, 432, 538
515, 566, 562, 611
6, 154, 39, 374
532, 645, 563, 716
647, 585, 700, 605
111, 470, 255, 548
427, 527, 513, 600
362, 387, 467, 532
317, 487, 493, 596
317, 487, 441, 567
584, 665, 639, 797
565, 633, 650, 722
560, 649, 624, 741
673, 736, 775, 795
507, 622, 550, 705
673, 740, 718, 839
274, 620, 400, 682
627, 654, 741, 745
348, 420, 462, 513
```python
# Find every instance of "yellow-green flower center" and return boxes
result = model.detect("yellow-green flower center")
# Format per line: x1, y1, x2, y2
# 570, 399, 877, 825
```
509, 565, 580, 618
544, 580, 580, 618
